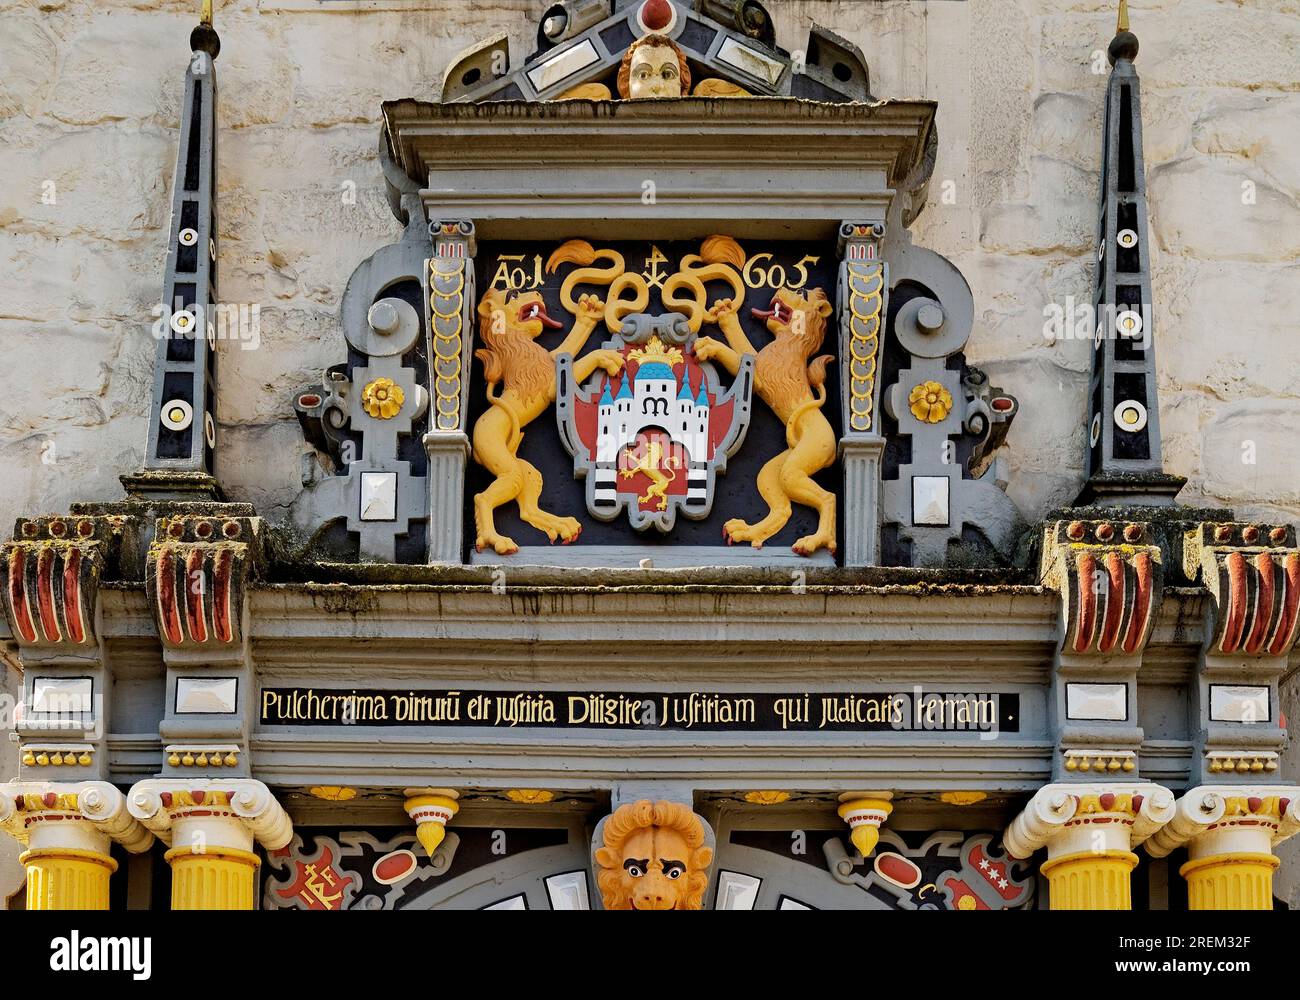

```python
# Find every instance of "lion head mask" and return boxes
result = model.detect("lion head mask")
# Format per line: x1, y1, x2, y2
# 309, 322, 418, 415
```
594, 800, 713, 910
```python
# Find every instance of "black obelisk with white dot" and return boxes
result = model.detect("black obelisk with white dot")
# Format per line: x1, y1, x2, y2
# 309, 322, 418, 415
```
1078, 0, 1183, 505
126, 3, 224, 500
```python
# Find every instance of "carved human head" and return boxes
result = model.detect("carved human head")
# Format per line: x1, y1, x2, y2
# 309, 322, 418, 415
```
617, 34, 691, 99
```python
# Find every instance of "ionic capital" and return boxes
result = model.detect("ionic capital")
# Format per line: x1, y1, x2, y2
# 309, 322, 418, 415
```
1144, 785, 1300, 859
127, 778, 292, 852
1004, 782, 1174, 860
0, 781, 153, 855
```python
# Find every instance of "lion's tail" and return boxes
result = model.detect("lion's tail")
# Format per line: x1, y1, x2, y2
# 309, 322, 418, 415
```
663, 236, 747, 333
545, 239, 625, 314
485, 380, 523, 452
784, 361, 833, 449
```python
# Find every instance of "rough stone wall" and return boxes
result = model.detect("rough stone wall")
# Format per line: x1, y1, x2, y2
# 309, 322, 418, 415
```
1, 0, 1298, 904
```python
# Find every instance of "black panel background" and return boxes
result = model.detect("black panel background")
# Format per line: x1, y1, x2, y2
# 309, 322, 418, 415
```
465, 241, 841, 550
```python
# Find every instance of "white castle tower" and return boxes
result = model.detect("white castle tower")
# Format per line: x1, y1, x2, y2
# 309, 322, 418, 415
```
595, 336, 710, 465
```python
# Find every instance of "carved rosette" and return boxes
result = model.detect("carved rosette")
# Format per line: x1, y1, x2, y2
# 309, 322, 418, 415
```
1042, 519, 1162, 655
1184, 522, 1300, 657
1, 516, 124, 648
146, 515, 263, 648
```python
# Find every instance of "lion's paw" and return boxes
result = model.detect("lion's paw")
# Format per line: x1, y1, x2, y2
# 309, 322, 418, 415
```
792, 532, 834, 557
476, 533, 519, 556
723, 519, 764, 548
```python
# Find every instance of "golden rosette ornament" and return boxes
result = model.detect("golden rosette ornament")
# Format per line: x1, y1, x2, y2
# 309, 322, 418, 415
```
361, 377, 405, 419
908, 380, 952, 423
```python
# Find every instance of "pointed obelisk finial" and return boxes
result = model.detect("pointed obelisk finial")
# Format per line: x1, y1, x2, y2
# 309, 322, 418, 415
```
124, 2, 224, 500
1109, 0, 1139, 64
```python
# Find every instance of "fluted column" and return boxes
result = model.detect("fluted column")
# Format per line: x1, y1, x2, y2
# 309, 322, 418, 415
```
0, 782, 154, 910
128, 779, 293, 910
1004, 783, 1173, 910
1145, 786, 1300, 910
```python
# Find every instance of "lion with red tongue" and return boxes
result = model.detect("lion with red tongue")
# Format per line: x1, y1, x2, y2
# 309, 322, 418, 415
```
471, 284, 625, 554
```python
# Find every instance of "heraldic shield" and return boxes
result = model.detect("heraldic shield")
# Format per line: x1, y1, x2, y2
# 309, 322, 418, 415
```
556, 310, 753, 533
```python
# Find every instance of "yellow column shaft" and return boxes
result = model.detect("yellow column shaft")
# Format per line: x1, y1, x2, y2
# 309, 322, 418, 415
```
20, 847, 116, 911
165, 845, 260, 910
1181, 853, 1278, 911
1040, 849, 1137, 910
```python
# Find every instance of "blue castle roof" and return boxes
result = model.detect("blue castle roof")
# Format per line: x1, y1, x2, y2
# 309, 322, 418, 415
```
696, 383, 709, 407
677, 375, 694, 400
616, 377, 632, 400
635, 362, 675, 381
600, 382, 614, 407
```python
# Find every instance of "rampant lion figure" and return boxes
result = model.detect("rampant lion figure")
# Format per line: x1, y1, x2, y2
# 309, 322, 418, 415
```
594, 800, 713, 910
471, 285, 624, 554
621, 440, 679, 511
694, 283, 838, 555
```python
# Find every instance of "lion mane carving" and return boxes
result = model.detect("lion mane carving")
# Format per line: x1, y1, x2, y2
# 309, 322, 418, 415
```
471, 279, 624, 554
594, 800, 713, 911
692, 250, 838, 555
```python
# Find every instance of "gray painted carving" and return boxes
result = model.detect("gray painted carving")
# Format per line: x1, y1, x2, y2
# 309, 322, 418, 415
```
290, 199, 433, 562
134, 25, 224, 499
837, 221, 887, 567
1078, 18, 1183, 505
441, 0, 870, 105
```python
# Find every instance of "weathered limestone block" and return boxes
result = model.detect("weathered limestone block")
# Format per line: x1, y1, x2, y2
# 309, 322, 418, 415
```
44, 12, 179, 126
1199, 400, 1300, 508
1150, 158, 1300, 263
0, 13, 60, 118
979, 157, 1096, 255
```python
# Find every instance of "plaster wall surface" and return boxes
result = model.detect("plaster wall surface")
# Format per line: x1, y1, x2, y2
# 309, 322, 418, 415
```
1, 0, 1298, 907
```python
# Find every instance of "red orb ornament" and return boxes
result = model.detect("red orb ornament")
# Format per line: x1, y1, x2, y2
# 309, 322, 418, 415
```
640, 0, 673, 32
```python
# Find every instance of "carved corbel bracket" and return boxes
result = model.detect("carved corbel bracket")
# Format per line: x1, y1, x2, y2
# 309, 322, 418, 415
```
1041, 519, 1163, 657
591, 799, 715, 910
1183, 522, 1300, 658
146, 515, 264, 649
1, 516, 128, 649
403, 787, 460, 858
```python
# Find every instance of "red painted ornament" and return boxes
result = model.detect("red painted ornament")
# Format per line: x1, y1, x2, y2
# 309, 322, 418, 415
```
641, 0, 673, 32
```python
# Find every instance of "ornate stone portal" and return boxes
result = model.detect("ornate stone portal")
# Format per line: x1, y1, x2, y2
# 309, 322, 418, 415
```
1, 0, 1297, 913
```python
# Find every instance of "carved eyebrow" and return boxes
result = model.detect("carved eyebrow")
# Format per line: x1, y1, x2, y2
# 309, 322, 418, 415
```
661, 859, 686, 873
504, 289, 520, 302
624, 858, 649, 872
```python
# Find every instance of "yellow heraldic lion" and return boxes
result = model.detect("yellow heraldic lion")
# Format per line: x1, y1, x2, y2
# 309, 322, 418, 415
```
690, 240, 838, 555
595, 800, 713, 910
471, 254, 628, 554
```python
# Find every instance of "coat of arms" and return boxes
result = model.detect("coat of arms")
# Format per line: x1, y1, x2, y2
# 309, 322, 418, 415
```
470, 235, 841, 555
557, 314, 752, 532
